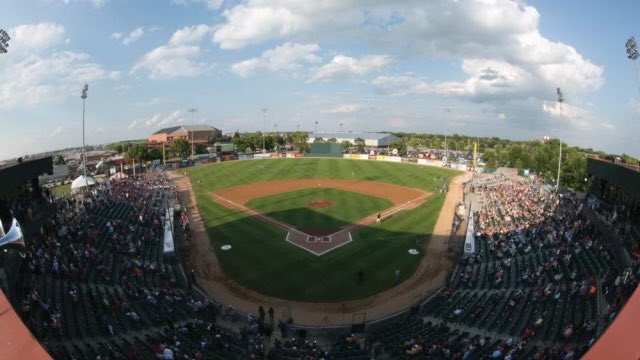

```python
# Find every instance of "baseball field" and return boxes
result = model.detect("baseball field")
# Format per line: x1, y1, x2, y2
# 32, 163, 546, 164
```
188, 158, 457, 302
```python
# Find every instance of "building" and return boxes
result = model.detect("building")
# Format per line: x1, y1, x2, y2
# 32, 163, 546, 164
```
306, 132, 399, 148
148, 125, 222, 145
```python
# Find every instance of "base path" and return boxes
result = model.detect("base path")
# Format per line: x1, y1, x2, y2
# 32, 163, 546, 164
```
170, 172, 471, 326
210, 179, 430, 255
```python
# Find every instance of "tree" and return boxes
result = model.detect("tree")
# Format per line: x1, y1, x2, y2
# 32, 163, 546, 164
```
147, 148, 162, 161
326, 137, 338, 143
114, 144, 124, 154
53, 155, 66, 165
389, 139, 407, 156
341, 140, 352, 152
354, 137, 365, 153
621, 153, 639, 166
126, 143, 148, 162
313, 137, 325, 143
171, 138, 190, 159
195, 143, 208, 155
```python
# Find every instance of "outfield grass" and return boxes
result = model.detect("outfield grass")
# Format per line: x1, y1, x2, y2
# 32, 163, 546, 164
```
188, 158, 457, 302
245, 187, 392, 229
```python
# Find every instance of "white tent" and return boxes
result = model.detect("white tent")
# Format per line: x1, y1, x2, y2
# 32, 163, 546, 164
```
71, 175, 96, 189
110, 172, 128, 180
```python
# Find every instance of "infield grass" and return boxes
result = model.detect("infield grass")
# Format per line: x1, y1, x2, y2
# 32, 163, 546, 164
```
188, 158, 457, 302
245, 188, 392, 229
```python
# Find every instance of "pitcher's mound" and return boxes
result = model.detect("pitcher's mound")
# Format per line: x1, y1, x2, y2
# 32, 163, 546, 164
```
306, 199, 334, 208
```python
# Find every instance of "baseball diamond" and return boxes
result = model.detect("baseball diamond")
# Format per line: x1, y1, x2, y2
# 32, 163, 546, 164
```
185, 158, 459, 303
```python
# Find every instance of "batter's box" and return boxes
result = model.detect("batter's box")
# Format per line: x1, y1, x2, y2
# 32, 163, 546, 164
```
306, 236, 316, 242
321, 236, 331, 242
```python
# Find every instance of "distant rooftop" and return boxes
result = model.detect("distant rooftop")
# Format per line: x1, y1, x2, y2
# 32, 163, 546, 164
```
153, 125, 220, 135
308, 132, 396, 140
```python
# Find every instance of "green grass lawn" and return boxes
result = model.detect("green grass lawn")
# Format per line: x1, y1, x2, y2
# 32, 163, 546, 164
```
188, 158, 457, 302
245, 187, 392, 229
51, 184, 71, 197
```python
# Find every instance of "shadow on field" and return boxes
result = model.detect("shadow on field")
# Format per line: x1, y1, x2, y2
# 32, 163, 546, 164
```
198, 202, 455, 302
260, 207, 362, 229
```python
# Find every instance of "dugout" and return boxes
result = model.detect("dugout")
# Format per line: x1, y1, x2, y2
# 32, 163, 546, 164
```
307, 143, 342, 157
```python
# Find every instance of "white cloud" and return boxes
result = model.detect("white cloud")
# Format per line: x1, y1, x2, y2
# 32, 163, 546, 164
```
542, 100, 593, 131
110, 32, 122, 40
169, 24, 212, 45
231, 42, 320, 77
131, 44, 211, 79
309, 55, 390, 82
49, 126, 64, 139
122, 27, 144, 45
171, 0, 223, 10
132, 25, 216, 79
10, 22, 66, 52
328, 103, 362, 113
629, 98, 640, 115
60, 0, 108, 8
0, 51, 120, 108
144, 110, 183, 128
214, 1, 602, 99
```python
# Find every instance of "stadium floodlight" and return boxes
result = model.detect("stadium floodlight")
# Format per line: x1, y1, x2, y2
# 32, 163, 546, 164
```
556, 88, 564, 193
81, 84, 89, 186
626, 36, 640, 96
0, 29, 10, 54
187, 108, 197, 159
261, 108, 267, 151
315, 121, 318, 132
443, 108, 450, 163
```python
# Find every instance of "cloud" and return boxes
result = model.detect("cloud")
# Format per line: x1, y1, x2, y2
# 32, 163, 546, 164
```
110, 32, 123, 40
122, 27, 144, 45
0, 51, 120, 108
49, 126, 64, 139
10, 22, 66, 52
542, 100, 593, 131
630, 98, 640, 115
60, 0, 108, 8
172, 0, 224, 10
214, 1, 602, 98
231, 42, 320, 77
328, 103, 362, 113
309, 55, 390, 82
169, 24, 212, 45
131, 44, 211, 79
132, 25, 215, 79
143, 110, 184, 128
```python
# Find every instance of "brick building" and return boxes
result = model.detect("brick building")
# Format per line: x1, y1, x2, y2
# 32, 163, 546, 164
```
148, 125, 222, 145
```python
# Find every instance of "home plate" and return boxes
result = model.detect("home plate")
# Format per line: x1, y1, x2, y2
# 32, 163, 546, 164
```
221, 245, 232, 251
408, 249, 419, 255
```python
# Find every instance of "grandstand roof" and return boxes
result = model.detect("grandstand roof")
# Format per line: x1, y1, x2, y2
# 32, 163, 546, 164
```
583, 284, 640, 359
152, 125, 220, 135
0, 289, 51, 360
152, 126, 182, 135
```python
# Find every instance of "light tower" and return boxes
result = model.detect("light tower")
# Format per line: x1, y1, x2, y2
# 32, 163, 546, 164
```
261, 108, 267, 151
626, 36, 640, 96
556, 88, 564, 193
187, 108, 197, 159
0, 29, 10, 54
81, 84, 89, 188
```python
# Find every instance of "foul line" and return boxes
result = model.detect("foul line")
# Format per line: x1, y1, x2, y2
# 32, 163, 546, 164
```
209, 191, 432, 256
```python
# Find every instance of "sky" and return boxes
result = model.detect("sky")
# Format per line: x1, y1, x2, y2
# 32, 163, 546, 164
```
0, 0, 639, 160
